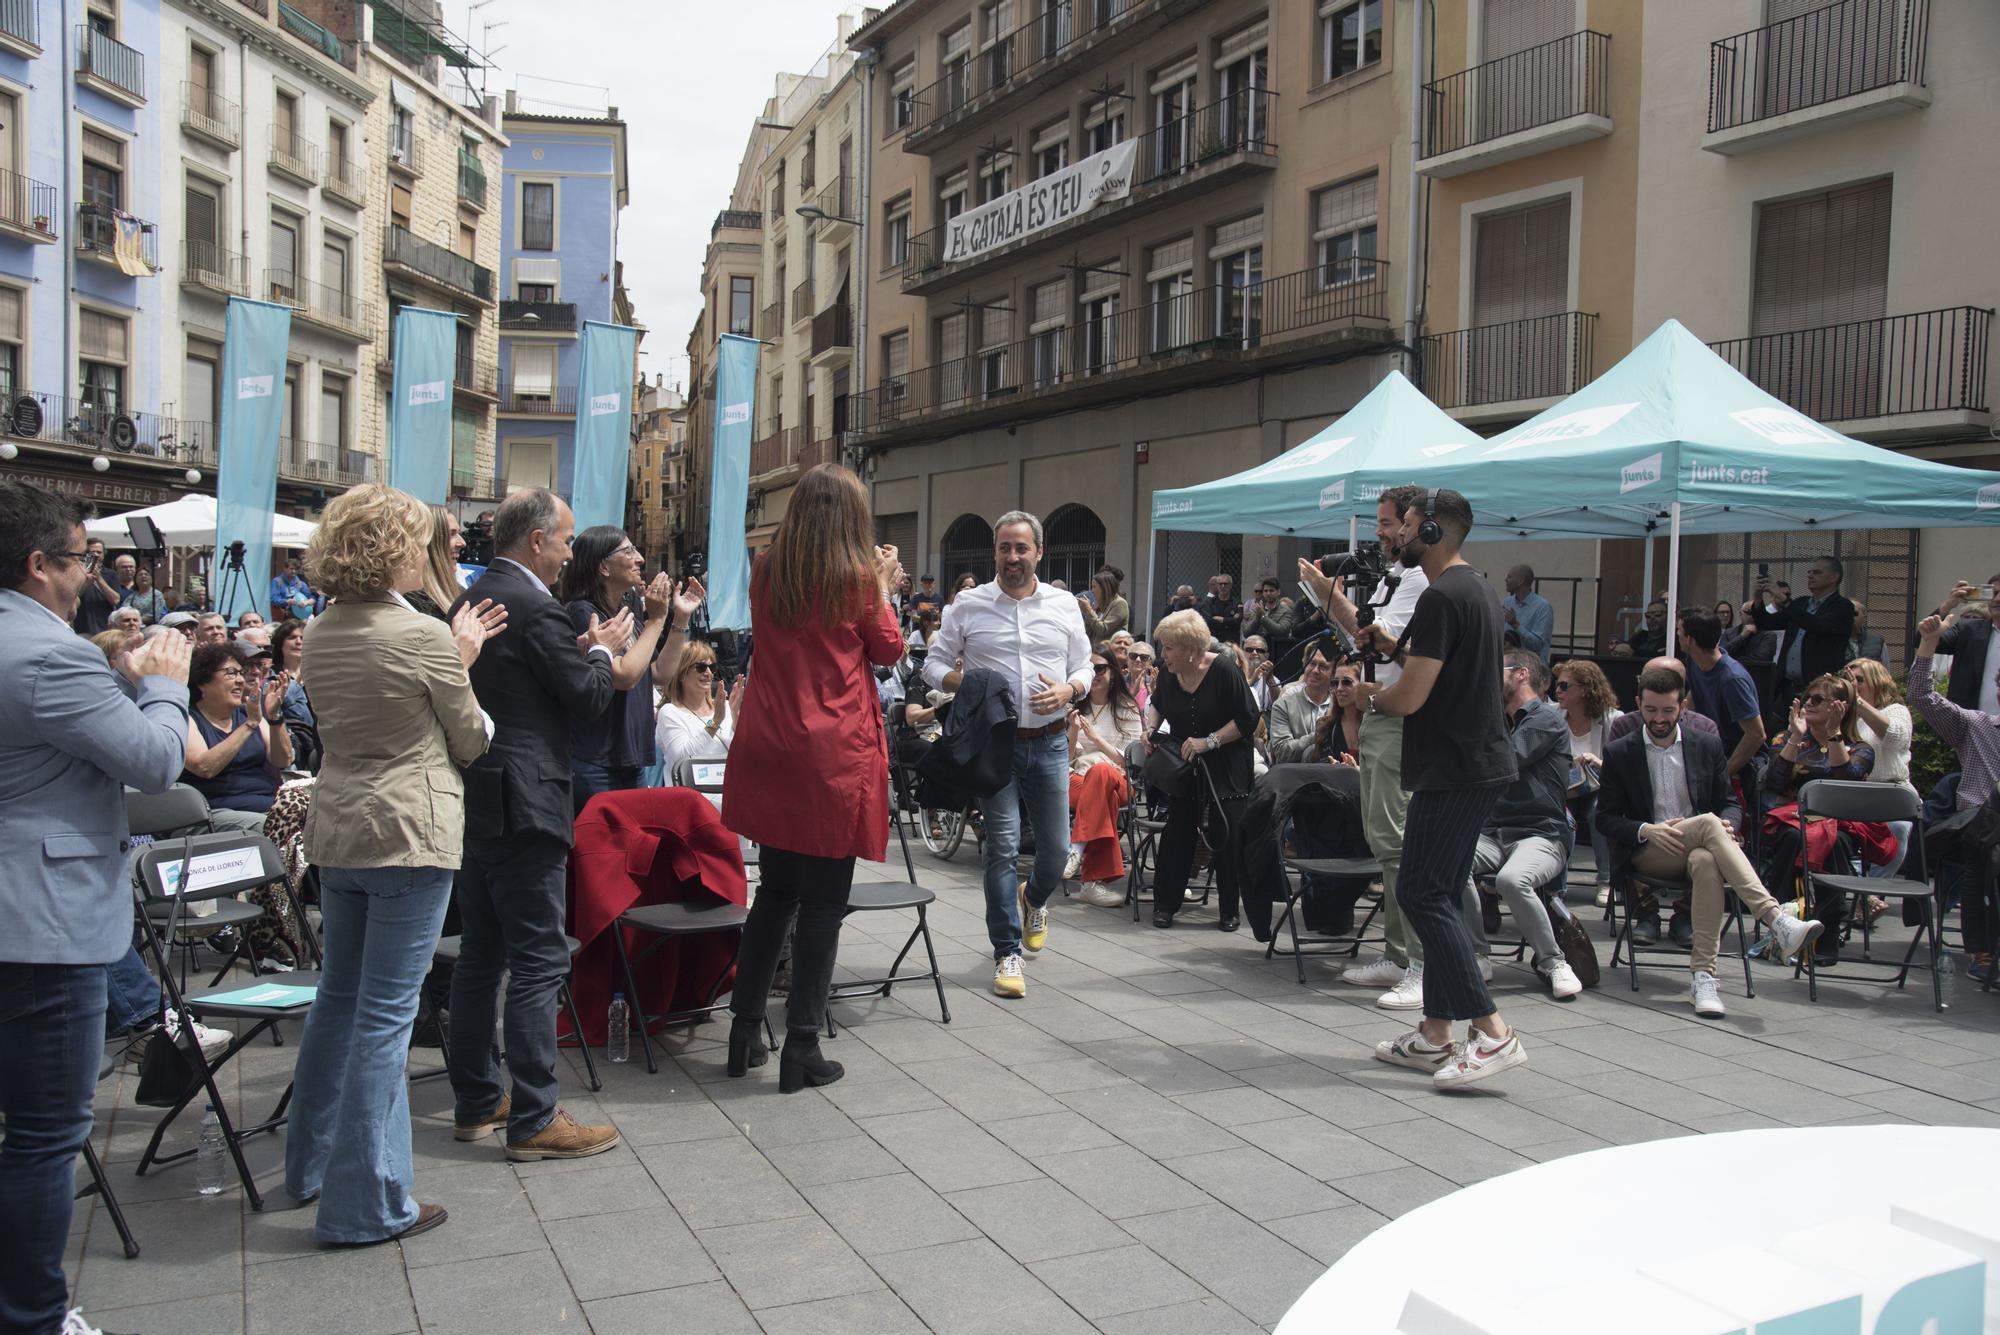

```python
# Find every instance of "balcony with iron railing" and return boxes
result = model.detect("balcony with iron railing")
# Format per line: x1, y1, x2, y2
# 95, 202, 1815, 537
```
712, 208, 762, 235
180, 82, 240, 149
903, 0, 1208, 152
0, 391, 184, 462
0, 0, 40, 57
750, 425, 803, 478
803, 176, 854, 229
450, 466, 500, 498
383, 225, 493, 303
266, 270, 371, 342
758, 299, 782, 342
458, 150, 487, 209
500, 300, 578, 332
0, 169, 58, 244
1704, 0, 1930, 153
790, 277, 814, 326
854, 260, 1393, 442
899, 89, 1277, 294
76, 25, 145, 106
387, 124, 422, 177
279, 437, 374, 486
810, 302, 852, 364
75, 203, 159, 274
1421, 312, 1598, 422
498, 383, 578, 416
324, 153, 365, 207
181, 240, 250, 298
269, 122, 321, 186
1706, 306, 1991, 440
1418, 29, 1612, 177
453, 354, 498, 401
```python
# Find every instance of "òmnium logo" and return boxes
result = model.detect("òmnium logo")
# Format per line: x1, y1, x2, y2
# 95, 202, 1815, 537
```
1978, 483, 2000, 511
589, 392, 621, 417
1153, 498, 1194, 517
407, 380, 448, 407
1318, 479, 1346, 509
1486, 403, 1639, 453
1732, 406, 1837, 445
719, 402, 750, 428
1620, 452, 1663, 494
236, 375, 274, 400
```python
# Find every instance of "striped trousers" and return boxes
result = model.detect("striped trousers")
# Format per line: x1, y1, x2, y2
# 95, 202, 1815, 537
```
1398, 782, 1506, 1022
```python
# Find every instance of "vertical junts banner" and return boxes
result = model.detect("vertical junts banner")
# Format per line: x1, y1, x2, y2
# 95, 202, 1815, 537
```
571, 319, 641, 531
388, 306, 460, 504
705, 333, 760, 630
215, 297, 293, 622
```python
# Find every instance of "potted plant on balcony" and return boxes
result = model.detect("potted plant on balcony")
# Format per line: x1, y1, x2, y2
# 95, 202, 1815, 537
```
32, 214, 50, 233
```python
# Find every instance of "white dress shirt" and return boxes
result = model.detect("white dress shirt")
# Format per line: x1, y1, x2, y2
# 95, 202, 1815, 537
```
1365, 563, 1427, 689
1642, 723, 1694, 824
923, 578, 1092, 727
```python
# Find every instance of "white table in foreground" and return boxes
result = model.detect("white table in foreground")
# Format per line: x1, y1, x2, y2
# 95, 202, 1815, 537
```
1277, 1125, 2000, 1335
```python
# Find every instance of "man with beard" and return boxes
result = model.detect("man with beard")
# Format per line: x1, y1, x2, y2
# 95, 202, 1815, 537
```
1595, 667, 1822, 1018
1297, 486, 1437, 1008
924, 511, 1092, 998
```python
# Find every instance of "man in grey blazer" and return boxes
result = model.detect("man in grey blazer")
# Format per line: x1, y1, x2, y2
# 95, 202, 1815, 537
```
0, 482, 190, 1335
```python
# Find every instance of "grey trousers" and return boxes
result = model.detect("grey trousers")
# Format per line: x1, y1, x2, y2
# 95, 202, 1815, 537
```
1465, 831, 1567, 964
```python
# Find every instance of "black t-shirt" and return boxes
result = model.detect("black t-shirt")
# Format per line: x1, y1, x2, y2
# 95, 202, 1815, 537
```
565, 594, 658, 769
1150, 653, 1262, 797
1399, 564, 1517, 792
74, 576, 117, 634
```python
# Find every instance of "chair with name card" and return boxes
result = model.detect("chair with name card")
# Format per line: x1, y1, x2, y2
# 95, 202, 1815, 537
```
130, 832, 317, 1210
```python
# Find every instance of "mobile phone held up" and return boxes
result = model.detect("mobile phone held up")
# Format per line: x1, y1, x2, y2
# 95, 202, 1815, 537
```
1757, 563, 1770, 579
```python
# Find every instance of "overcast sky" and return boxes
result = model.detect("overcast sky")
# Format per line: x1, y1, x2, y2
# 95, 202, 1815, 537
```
453, 0, 863, 393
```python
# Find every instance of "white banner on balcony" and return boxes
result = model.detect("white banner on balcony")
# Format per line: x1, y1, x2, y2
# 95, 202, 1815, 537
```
939, 140, 1137, 267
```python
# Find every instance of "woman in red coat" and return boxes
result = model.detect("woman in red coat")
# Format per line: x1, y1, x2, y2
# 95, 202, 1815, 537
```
722, 463, 905, 1091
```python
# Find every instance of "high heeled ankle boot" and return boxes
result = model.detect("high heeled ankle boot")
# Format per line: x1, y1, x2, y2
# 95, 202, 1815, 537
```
727, 1016, 769, 1077
778, 1033, 843, 1093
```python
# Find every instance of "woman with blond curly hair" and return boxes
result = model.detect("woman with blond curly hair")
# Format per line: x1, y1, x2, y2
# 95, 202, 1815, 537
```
1843, 655, 1915, 879
1552, 658, 1619, 904
283, 484, 504, 1246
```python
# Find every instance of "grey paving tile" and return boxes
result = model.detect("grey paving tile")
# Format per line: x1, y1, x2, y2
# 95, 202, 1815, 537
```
245, 1244, 414, 1335
947, 1176, 1133, 1263
856, 1106, 1041, 1192
1325, 1163, 1462, 1218
988, 1107, 1124, 1154
1171, 1084, 1302, 1126
1013, 1054, 1132, 1093
635, 1134, 814, 1230
1029, 1241, 1211, 1318
1119, 1203, 1325, 1326
871, 1237, 1097, 1335
1073, 1034, 1243, 1095
1038, 1143, 1212, 1220
1095, 1296, 1268, 1335
407, 1249, 585, 1335
804, 1171, 981, 1257
761, 1132, 908, 1188
752, 1288, 930, 1335
696, 1213, 888, 1310
850, 1016, 980, 1065
70, 1195, 243, 1311
585, 1279, 760, 1334
521, 1160, 666, 1221
1264, 1203, 1395, 1265
79, 1292, 246, 1335
903, 1052, 1069, 1119
707, 1083, 865, 1148
1677, 1069, 1880, 1125
817, 1066, 950, 1118
544, 1203, 717, 1301
1239, 1115, 1415, 1182
1857, 1086, 2000, 1126
952, 1018, 1088, 1067
1166, 1145, 1350, 1221
1845, 1052, 2000, 1104
1052, 1082, 1245, 1157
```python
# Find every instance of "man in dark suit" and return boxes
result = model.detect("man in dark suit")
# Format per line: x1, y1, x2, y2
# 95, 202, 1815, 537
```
1760, 557, 1855, 705
447, 488, 631, 1162
1933, 577, 1999, 713
1597, 667, 1821, 1019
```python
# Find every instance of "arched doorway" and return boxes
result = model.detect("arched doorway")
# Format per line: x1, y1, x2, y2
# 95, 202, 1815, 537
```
1042, 504, 1106, 592
939, 513, 995, 592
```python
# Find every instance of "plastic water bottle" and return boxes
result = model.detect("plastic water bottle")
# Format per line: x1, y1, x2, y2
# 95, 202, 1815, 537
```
607, 993, 630, 1064
1938, 948, 1958, 1009
195, 1106, 226, 1196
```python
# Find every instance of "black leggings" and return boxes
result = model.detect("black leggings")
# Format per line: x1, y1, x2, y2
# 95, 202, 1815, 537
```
730, 846, 856, 1036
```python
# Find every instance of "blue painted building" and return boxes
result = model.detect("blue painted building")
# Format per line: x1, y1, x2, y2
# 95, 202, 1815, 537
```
494, 92, 627, 500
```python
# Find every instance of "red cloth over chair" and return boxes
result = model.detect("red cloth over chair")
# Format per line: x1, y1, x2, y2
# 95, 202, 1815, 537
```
565, 787, 748, 1045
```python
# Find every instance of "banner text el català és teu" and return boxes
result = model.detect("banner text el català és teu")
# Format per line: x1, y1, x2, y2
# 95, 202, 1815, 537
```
939, 141, 1138, 266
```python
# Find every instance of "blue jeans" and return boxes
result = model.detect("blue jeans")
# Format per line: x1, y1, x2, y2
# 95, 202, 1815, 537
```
104, 944, 160, 1036
978, 733, 1071, 960
284, 865, 453, 1242
572, 760, 644, 817
0, 962, 107, 1334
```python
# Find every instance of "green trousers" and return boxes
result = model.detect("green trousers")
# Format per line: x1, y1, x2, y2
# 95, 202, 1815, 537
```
1357, 710, 1420, 967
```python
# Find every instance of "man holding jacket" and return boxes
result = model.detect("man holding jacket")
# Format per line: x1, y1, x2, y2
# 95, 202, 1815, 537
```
0, 481, 191, 1335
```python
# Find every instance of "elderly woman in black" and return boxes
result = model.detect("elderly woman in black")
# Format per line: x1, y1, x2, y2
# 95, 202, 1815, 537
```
1144, 608, 1260, 932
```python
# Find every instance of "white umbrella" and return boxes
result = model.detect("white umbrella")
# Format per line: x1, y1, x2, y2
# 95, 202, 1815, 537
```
85, 494, 317, 549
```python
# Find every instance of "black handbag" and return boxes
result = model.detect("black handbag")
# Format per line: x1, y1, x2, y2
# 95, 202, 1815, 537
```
1141, 732, 1196, 799
134, 1025, 205, 1108
1546, 896, 1601, 989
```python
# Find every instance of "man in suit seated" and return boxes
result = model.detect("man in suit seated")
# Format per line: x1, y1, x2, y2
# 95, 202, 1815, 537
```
448, 488, 631, 1163
1607, 656, 1720, 945
1596, 666, 1823, 1018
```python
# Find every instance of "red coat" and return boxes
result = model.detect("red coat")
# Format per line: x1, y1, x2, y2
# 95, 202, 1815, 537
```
722, 564, 904, 860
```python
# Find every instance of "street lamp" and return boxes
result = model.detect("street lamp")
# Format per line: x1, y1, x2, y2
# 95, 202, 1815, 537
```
795, 204, 860, 227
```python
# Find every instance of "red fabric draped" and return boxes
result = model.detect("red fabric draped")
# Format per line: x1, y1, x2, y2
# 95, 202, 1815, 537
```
1069, 766, 1129, 882
1762, 803, 1899, 872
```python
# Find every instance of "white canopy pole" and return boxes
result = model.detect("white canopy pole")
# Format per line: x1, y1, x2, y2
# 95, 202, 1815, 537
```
1348, 513, 1357, 552
1640, 531, 1655, 623
1665, 501, 1683, 636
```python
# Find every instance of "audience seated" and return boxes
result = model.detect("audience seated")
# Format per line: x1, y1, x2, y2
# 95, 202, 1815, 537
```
1609, 600, 1669, 657
1911, 613, 2000, 981
195, 611, 229, 646
1268, 643, 1337, 764
1607, 656, 1721, 743
655, 640, 739, 804
1067, 648, 1145, 907
1553, 659, 1617, 906
1758, 672, 1875, 962
1596, 666, 1822, 1017
1843, 657, 1915, 881
1723, 599, 1779, 663
181, 641, 293, 832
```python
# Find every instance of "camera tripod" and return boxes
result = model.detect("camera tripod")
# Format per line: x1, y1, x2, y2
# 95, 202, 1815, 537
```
215, 541, 256, 625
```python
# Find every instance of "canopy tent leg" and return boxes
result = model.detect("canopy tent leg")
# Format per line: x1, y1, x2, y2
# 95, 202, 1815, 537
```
1665, 502, 1682, 639
1144, 532, 1158, 640
1640, 531, 1655, 626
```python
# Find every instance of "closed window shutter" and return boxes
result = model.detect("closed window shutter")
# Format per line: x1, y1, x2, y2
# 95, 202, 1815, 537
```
1472, 196, 1570, 326
876, 512, 918, 556
1313, 174, 1377, 241
1217, 21, 1268, 63
514, 257, 560, 288
1150, 59, 1196, 94
514, 345, 555, 395
1146, 238, 1193, 282
979, 305, 1012, 349
1751, 178, 1891, 335
82, 129, 123, 167
1031, 279, 1067, 331
1080, 267, 1121, 302
81, 310, 128, 362
1209, 214, 1264, 260
944, 23, 970, 58
938, 312, 968, 361
0, 287, 20, 343
1480, 0, 1576, 61
185, 186, 218, 247
1032, 119, 1069, 154
1764, 0, 1827, 21
886, 332, 909, 380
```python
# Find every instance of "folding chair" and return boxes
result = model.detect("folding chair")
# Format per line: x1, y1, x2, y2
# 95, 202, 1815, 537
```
78, 1047, 140, 1259
675, 754, 758, 875
125, 785, 267, 992
1268, 773, 1385, 985
411, 936, 601, 1092
130, 833, 317, 1211
829, 737, 951, 1030
1791, 780, 1943, 1009
1124, 740, 1213, 921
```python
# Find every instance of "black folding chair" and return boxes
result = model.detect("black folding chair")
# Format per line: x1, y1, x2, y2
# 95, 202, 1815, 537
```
1268, 772, 1385, 985
1791, 780, 1943, 1009
829, 733, 951, 1030
1607, 768, 1762, 997
125, 785, 267, 992
1125, 741, 1215, 921
78, 1047, 139, 1259
130, 833, 316, 1210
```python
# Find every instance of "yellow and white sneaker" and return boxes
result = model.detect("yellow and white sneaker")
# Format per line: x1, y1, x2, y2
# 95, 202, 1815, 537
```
1020, 889, 1050, 953
992, 953, 1026, 999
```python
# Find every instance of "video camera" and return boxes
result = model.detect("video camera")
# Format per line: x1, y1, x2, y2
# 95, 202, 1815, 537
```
1325, 543, 1391, 626
459, 519, 495, 567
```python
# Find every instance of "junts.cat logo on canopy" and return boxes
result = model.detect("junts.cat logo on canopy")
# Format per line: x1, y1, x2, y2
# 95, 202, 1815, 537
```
1620, 452, 1663, 494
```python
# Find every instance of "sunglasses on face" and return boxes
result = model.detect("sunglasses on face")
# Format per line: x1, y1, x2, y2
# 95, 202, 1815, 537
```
1245, 647, 1267, 656
692, 664, 716, 675
1803, 694, 1832, 706
1552, 680, 1572, 692
1092, 663, 1110, 674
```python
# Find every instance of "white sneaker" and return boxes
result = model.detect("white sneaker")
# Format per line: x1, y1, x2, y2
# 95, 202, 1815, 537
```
1594, 883, 1611, 908
1690, 970, 1726, 1018
1079, 881, 1124, 908
1377, 963, 1424, 1010
164, 1010, 232, 1062
60, 1311, 109, 1335
1373, 1029, 1455, 1071
1062, 847, 1083, 882
1434, 1028, 1527, 1090
992, 954, 1026, 999
1764, 911, 1824, 963
1476, 955, 1494, 982
1538, 957, 1583, 1001
1341, 956, 1407, 989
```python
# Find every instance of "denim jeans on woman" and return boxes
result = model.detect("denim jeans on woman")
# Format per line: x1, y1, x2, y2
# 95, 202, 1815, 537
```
284, 865, 453, 1243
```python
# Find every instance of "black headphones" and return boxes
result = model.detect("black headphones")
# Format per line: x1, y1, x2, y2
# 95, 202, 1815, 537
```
1416, 488, 1443, 546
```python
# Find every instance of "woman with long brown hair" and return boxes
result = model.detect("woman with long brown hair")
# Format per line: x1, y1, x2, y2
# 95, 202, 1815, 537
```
1552, 658, 1619, 905
721, 464, 904, 1092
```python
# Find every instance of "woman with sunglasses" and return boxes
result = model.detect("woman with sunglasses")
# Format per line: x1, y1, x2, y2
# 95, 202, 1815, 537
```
1312, 660, 1367, 766
1763, 674, 1876, 958
1067, 651, 1146, 907
1552, 659, 1619, 906
654, 640, 742, 799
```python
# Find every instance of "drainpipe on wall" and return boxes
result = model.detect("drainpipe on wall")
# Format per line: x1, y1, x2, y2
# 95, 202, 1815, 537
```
1403, 0, 1425, 382
61, 0, 74, 403
851, 46, 876, 479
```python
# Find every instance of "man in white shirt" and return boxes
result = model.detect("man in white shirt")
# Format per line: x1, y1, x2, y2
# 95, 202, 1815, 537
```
1298, 486, 1433, 1008
924, 511, 1092, 999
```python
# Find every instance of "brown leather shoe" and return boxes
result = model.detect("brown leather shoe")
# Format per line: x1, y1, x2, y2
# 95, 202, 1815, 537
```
452, 1094, 510, 1142
504, 1107, 620, 1162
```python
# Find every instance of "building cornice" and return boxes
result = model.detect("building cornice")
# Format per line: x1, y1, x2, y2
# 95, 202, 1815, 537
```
170, 0, 375, 106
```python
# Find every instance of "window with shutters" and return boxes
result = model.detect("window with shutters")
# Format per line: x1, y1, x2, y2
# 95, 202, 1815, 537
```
1480, 0, 1576, 61
390, 181, 412, 230
185, 180, 222, 277
521, 182, 555, 250
980, 1, 1013, 88
327, 120, 350, 176
79, 308, 128, 413
941, 23, 971, 113
184, 338, 219, 445
729, 275, 754, 335
1466, 194, 1572, 402
1039, 0, 1073, 58
81, 129, 123, 211
1029, 279, 1067, 388
1476, 0, 1579, 140
270, 214, 300, 301
512, 344, 556, 403
1080, 287, 1120, 374
1084, 90, 1126, 154
1312, 173, 1378, 289
452, 407, 477, 481
889, 59, 916, 131
0, 286, 21, 403
938, 172, 968, 223
1216, 27, 1268, 150
1147, 239, 1194, 352
519, 281, 555, 303
936, 311, 969, 407
882, 330, 909, 402
457, 221, 476, 261
884, 194, 912, 269
770, 372, 784, 432
1748, 178, 1892, 419
320, 378, 349, 453
282, 365, 299, 442
977, 304, 1011, 399
1032, 119, 1069, 179
1320, 0, 1383, 83
978, 146, 1012, 203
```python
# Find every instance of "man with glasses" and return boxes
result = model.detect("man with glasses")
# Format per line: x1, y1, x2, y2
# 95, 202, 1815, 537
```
1242, 634, 1279, 714
1268, 642, 1336, 763
0, 481, 192, 1335
1759, 557, 1855, 707
71, 536, 120, 635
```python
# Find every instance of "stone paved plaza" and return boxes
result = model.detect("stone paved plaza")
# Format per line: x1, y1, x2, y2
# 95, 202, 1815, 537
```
69, 845, 2000, 1334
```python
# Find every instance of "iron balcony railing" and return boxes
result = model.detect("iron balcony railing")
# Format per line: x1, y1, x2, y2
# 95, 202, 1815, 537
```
266, 270, 367, 337
384, 224, 493, 301
498, 383, 578, 415
77, 25, 145, 101
269, 123, 321, 183
750, 425, 803, 475
790, 277, 813, 325
0, 0, 38, 49
279, 437, 373, 486
712, 208, 762, 234
458, 150, 487, 207
388, 123, 422, 175
450, 466, 499, 497
499, 300, 577, 331
1423, 29, 1610, 159
906, 0, 1155, 141
453, 354, 498, 397
0, 389, 185, 461
1708, 0, 1928, 133
0, 168, 57, 237
181, 82, 240, 145
75, 203, 159, 271
324, 154, 365, 203
811, 302, 852, 359
181, 239, 251, 296
899, 89, 1277, 288
806, 175, 854, 225
855, 259, 1389, 434
276, 0, 348, 66
1707, 306, 1990, 424
758, 299, 782, 341
1421, 311, 1598, 411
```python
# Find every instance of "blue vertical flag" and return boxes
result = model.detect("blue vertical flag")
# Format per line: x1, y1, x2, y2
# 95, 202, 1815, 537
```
215, 297, 293, 623
571, 319, 641, 531
706, 332, 759, 630
388, 306, 459, 503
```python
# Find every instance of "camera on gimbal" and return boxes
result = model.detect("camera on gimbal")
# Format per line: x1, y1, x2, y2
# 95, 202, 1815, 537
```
1327, 544, 1389, 627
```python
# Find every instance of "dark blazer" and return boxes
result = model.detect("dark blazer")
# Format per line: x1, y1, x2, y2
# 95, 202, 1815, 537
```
1938, 616, 1994, 711
1594, 725, 1742, 882
916, 667, 1018, 800
1774, 592, 1856, 685
451, 559, 616, 845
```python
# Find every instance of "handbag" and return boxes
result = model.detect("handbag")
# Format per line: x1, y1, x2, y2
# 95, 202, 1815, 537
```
1141, 732, 1196, 800
1545, 895, 1600, 989
134, 1024, 205, 1109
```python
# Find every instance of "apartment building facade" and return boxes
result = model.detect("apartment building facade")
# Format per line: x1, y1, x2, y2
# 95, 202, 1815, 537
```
627, 376, 686, 566
848, 0, 1416, 610
494, 97, 628, 501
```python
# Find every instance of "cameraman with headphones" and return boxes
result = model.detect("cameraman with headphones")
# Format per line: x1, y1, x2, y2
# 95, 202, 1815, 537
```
1297, 484, 1431, 1007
